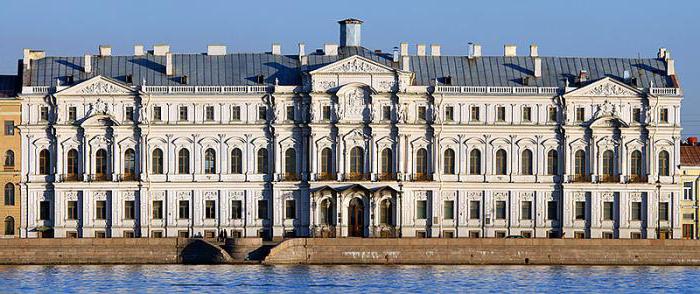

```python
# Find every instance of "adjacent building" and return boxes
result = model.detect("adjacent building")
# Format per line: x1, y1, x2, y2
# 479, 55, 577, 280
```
680, 139, 700, 239
16, 19, 683, 239
0, 75, 20, 238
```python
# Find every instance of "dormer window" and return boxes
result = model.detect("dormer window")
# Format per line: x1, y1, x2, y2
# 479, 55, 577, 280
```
181, 75, 188, 85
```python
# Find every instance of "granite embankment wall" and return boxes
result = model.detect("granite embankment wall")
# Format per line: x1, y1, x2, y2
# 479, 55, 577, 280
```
0, 238, 263, 265
264, 238, 700, 266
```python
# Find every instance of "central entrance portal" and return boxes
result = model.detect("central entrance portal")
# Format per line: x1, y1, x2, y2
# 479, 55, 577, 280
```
348, 198, 364, 237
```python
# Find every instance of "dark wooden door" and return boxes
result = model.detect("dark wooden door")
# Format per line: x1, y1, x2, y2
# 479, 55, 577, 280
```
349, 198, 364, 237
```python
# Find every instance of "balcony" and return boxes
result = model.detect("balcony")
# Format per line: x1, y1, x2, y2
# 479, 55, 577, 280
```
317, 172, 334, 181
571, 174, 590, 183
414, 173, 433, 182
628, 175, 648, 183
378, 172, 396, 181
282, 173, 299, 181
346, 172, 370, 181
599, 174, 620, 183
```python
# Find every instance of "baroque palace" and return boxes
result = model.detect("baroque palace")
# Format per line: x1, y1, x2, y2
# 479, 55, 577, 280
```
11, 19, 684, 239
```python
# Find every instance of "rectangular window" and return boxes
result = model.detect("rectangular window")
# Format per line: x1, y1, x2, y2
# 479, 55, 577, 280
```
285, 199, 296, 219
576, 107, 585, 122
96, 200, 107, 220
471, 106, 480, 122
418, 106, 427, 121
445, 106, 454, 122
178, 200, 189, 219
68, 107, 77, 122
381, 105, 391, 121
659, 108, 669, 123
496, 106, 506, 122
40, 201, 50, 220
231, 200, 242, 219
684, 182, 694, 200
152, 200, 163, 219
548, 107, 557, 122
205, 200, 216, 219
95, 231, 106, 238
124, 200, 135, 220
258, 200, 268, 219
151, 231, 163, 238
522, 106, 531, 122
575, 201, 585, 220
4, 120, 13, 135
521, 201, 532, 220
152, 106, 162, 122
443, 200, 454, 220
323, 105, 332, 121
67, 201, 78, 220
631, 202, 642, 221
286, 105, 294, 121
659, 202, 669, 221
633, 108, 641, 123
602, 232, 613, 239
258, 106, 266, 121
40, 106, 49, 122
416, 200, 427, 219
547, 201, 558, 221
125, 106, 134, 122
603, 202, 614, 220
495, 201, 506, 220
231, 106, 241, 121
205, 106, 215, 121
179, 106, 188, 121
470, 201, 480, 220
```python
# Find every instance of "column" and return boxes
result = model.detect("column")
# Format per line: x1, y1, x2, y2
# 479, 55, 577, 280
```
310, 133, 317, 180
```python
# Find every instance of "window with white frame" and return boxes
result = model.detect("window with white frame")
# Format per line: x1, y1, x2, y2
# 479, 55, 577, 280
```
684, 182, 694, 200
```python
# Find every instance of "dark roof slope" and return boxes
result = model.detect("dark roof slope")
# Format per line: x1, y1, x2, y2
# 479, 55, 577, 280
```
681, 146, 700, 167
0, 75, 19, 97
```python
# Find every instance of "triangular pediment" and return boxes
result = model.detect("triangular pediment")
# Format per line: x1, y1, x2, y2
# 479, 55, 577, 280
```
310, 55, 397, 75
57, 75, 135, 96
565, 77, 643, 97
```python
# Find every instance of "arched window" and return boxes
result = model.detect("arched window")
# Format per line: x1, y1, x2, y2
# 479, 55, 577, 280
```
152, 149, 163, 174
285, 148, 296, 175
257, 148, 268, 174
66, 149, 79, 178
4, 150, 14, 167
521, 149, 533, 175
39, 149, 50, 175
178, 149, 190, 174
124, 148, 136, 179
416, 148, 428, 176
4, 216, 14, 236
230, 148, 242, 174
204, 148, 216, 174
381, 148, 393, 175
659, 150, 670, 177
319, 198, 334, 225
4, 183, 14, 206
469, 149, 481, 175
631, 150, 642, 178
547, 150, 559, 175
95, 149, 108, 179
495, 149, 507, 175
380, 199, 392, 225
320, 148, 332, 176
443, 149, 455, 175
349, 147, 364, 175
602, 150, 614, 177
575, 150, 586, 176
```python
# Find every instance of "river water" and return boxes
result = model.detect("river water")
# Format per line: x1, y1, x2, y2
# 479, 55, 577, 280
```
1, 264, 697, 293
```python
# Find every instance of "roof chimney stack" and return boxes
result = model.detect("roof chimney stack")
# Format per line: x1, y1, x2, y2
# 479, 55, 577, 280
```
431, 44, 441, 56
417, 44, 426, 56
22, 49, 45, 70
166, 52, 174, 76
530, 44, 539, 57
272, 43, 281, 55
338, 18, 363, 47
154, 44, 170, 56
534, 57, 542, 78
666, 59, 675, 76
207, 45, 226, 56
504, 44, 517, 57
392, 47, 399, 62
324, 43, 338, 56
84, 54, 92, 73
400, 42, 409, 56
658, 47, 667, 59
99, 45, 112, 56
134, 45, 144, 56
298, 43, 307, 65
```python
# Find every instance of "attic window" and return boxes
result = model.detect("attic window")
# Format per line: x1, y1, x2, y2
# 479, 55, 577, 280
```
125, 74, 133, 84
522, 76, 530, 86
181, 75, 188, 85
444, 76, 452, 86
256, 75, 265, 85
66, 75, 74, 84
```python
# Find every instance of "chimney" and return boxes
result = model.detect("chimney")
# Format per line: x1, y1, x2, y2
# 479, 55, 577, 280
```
658, 47, 667, 59
84, 54, 92, 73
666, 59, 675, 76
338, 18, 363, 47
134, 45, 144, 56
430, 44, 441, 56
504, 44, 517, 57
534, 57, 542, 78
166, 52, 174, 76
664, 50, 672, 61
402, 56, 410, 71
400, 42, 409, 56
473, 44, 482, 57
392, 47, 399, 62
417, 44, 426, 56
99, 45, 112, 56
324, 43, 338, 56
23, 49, 45, 70
207, 45, 226, 56
530, 44, 539, 57
272, 43, 281, 55
298, 43, 307, 65
154, 44, 170, 56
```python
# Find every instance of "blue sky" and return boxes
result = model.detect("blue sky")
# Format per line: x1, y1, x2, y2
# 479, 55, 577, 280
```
0, 0, 696, 135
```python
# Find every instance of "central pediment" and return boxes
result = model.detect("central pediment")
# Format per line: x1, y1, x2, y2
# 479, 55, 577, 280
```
57, 75, 136, 96
310, 55, 396, 75
308, 55, 413, 93
565, 77, 642, 98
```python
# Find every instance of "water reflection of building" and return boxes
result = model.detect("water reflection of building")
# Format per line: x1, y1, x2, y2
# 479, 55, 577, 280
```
15, 19, 683, 239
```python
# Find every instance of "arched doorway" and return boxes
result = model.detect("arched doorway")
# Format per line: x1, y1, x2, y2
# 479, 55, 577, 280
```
348, 197, 364, 237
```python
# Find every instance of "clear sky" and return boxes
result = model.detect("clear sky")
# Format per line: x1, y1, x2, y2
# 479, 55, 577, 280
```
0, 0, 696, 135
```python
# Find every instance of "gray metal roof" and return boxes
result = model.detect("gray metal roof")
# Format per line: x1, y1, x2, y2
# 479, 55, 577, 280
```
23, 47, 676, 88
